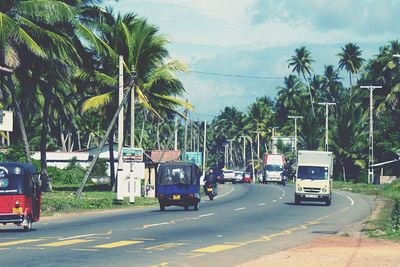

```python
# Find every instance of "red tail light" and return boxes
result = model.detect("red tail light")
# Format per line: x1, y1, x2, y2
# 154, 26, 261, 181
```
159, 194, 165, 198
188, 194, 194, 198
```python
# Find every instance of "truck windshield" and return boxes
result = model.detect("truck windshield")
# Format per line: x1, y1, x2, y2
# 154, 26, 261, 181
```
297, 166, 328, 180
265, 165, 283, 172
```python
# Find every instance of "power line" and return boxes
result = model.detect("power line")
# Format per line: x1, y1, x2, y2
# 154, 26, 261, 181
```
189, 70, 284, 80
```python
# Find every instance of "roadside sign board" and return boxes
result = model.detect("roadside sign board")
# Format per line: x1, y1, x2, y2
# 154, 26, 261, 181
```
122, 147, 143, 162
182, 152, 202, 166
0, 111, 13, 132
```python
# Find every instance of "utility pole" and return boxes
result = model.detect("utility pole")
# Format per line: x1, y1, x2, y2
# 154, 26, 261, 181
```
174, 117, 178, 151
130, 65, 135, 148
318, 102, 336, 151
240, 135, 246, 168
288, 116, 303, 157
118, 55, 124, 170
360, 85, 382, 184
184, 99, 189, 161
202, 121, 207, 177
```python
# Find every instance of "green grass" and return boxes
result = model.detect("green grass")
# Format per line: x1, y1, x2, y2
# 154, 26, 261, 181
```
334, 180, 400, 242
41, 184, 158, 216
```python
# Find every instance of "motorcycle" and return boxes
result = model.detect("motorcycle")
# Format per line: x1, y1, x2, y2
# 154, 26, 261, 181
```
205, 183, 217, 200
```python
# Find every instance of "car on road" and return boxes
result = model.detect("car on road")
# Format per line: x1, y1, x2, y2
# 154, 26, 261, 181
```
222, 169, 235, 183
233, 171, 244, 184
243, 172, 252, 183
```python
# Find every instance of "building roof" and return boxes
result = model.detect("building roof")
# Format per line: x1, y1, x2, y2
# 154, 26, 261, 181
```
150, 150, 181, 163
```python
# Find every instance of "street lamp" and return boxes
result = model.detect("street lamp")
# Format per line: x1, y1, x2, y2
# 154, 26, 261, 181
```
253, 131, 262, 159
360, 85, 382, 184
227, 139, 234, 169
270, 127, 278, 153
288, 116, 303, 156
240, 135, 255, 182
318, 102, 336, 151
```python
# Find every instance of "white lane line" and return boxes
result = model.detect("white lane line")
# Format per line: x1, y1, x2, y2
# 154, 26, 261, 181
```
279, 197, 283, 199
272, 200, 277, 203
258, 203, 266, 206
59, 231, 112, 241
335, 191, 355, 206
142, 222, 170, 229
234, 207, 246, 211
198, 213, 215, 218
214, 186, 235, 199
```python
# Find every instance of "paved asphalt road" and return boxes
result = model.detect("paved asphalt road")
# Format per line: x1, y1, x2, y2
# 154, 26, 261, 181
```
0, 183, 372, 267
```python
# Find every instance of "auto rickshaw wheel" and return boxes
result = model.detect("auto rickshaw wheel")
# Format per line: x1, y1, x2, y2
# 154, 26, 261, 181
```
194, 203, 199, 211
184, 206, 189, 211
159, 204, 165, 211
23, 216, 32, 232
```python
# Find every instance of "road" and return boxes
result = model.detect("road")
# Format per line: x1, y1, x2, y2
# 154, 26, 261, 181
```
0, 183, 372, 267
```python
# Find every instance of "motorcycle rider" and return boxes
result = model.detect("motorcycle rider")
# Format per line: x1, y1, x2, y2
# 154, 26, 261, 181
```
203, 168, 218, 195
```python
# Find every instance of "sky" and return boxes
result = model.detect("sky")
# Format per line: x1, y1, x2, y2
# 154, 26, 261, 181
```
105, 0, 400, 119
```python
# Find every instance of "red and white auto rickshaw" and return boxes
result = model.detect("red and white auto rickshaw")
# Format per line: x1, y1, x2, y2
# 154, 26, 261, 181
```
0, 163, 41, 231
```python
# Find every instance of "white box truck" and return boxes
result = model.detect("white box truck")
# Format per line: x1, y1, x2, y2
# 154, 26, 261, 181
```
295, 150, 333, 206
263, 154, 285, 184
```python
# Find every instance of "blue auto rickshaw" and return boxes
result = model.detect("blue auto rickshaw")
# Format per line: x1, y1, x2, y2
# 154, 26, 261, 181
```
156, 162, 201, 211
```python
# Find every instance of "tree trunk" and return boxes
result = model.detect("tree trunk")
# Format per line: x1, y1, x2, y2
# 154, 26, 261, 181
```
349, 72, 352, 88
40, 93, 52, 192
343, 164, 346, 183
7, 75, 32, 164
108, 129, 116, 191
303, 73, 315, 117
157, 120, 161, 150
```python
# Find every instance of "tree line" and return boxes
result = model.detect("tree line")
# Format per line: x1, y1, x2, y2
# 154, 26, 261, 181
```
208, 42, 400, 182
0, 0, 191, 190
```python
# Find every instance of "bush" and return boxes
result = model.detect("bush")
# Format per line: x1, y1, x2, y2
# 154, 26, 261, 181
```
58, 168, 85, 184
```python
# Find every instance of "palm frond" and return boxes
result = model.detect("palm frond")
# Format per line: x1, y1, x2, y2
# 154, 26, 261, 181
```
82, 92, 113, 112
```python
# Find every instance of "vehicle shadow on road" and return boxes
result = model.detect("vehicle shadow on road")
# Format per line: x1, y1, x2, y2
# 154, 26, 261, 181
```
284, 202, 327, 207
0, 229, 37, 233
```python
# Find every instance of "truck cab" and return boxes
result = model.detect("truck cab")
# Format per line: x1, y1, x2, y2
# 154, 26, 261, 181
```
263, 154, 285, 184
295, 151, 333, 206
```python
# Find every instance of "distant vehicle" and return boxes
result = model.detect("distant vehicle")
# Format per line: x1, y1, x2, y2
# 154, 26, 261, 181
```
210, 166, 224, 184
233, 171, 244, 184
295, 150, 333, 206
156, 162, 201, 211
263, 154, 285, 184
222, 169, 235, 183
0, 163, 41, 231
242, 172, 252, 183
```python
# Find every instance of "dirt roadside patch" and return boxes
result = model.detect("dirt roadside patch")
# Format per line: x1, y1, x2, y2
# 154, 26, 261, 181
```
237, 197, 400, 267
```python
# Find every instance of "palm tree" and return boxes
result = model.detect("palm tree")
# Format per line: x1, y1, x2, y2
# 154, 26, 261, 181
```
276, 75, 303, 113
337, 42, 365, 87
288, 46, 315, 116
80, 11, 189, 188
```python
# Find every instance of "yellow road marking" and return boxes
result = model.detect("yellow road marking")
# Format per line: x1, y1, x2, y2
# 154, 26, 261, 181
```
149, 262, 169, 267
0, 239, 43, 247
0, 248, 10, 251
145, 243, 185, 251
178, 252, 206, 258
193, 244, 243, 253
94, 240, 143, 248
39, 239, 93, 247
307, 221, 321, 225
